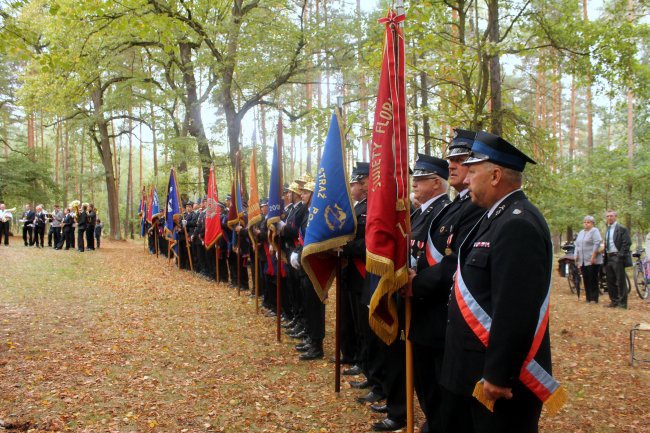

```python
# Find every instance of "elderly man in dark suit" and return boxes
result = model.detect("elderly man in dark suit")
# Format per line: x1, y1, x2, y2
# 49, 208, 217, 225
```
604, 209, 632, 309
440, 131, 564, 433
409, 129, 485, 433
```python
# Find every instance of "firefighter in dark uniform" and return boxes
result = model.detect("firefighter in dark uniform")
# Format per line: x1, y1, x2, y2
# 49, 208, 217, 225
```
282, 182, 305, 328
408, 130, 485, 433
216, 202, 229, 283
179, 202, 191, 270
339, 163, 369, 367
340, 163, 386, 400
185, 202, 198, 271
440, 131, 561, 433
250, 199, 269, 300
195, 199, 209, 277
234, 206, 250, 291
291, 180, 325, 360
224, 194, 238, 287
369, 154, 451, 432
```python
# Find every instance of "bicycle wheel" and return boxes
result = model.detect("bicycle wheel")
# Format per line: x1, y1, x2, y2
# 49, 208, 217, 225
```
634, 264, 649, 300
566, 264, 576, 294
598, 267, 607, 294
573, 268, 582, 299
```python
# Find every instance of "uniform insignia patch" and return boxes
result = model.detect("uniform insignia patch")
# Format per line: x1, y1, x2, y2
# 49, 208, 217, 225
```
513, 209, 522, 215
495, 204, 506, 216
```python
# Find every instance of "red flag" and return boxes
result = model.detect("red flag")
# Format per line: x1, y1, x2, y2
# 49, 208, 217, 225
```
227, 152, 244, 228
146, 185, 154, 223
204, 164, 223, 249
247, 147, 262, 246
365, 10, 409, 345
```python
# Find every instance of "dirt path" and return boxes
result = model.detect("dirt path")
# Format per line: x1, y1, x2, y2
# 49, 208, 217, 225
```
0, 240, 648, 432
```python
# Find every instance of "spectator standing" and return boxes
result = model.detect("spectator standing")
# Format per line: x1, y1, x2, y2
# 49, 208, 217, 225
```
574, 215, 603, 303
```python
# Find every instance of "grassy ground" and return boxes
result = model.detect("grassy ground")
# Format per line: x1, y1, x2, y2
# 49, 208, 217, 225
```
0, 239, 649, 432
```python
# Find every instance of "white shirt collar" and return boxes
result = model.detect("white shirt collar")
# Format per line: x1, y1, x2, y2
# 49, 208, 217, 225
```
420, 192, 447, 213
487, 189, 521, 218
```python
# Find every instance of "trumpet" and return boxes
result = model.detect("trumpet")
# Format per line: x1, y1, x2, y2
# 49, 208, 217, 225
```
69, 200, 80, 223
0, 207, 15, 223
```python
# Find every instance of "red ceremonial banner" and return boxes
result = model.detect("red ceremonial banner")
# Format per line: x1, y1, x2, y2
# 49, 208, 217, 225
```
204, 164, 223, 249
365, 10, 409, 345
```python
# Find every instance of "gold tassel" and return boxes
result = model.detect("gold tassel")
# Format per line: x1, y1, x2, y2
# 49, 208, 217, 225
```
472, 381, 495, 412
544, 385, 568, 416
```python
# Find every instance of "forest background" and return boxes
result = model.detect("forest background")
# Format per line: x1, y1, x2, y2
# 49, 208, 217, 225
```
0, 0, 648, 246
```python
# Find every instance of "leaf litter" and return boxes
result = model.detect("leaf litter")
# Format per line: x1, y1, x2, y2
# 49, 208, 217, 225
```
0, 240, 648, 432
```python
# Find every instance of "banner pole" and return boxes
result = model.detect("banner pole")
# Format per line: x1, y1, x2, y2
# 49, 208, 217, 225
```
388, 1, 413, 431
335, 251, 342, 393
216, 245, 220, 288
183, 210, 193, 272
255, 242, 260, 313
155, 220, 159, 258
276, 235, 282, 342
237, 233, 241, 296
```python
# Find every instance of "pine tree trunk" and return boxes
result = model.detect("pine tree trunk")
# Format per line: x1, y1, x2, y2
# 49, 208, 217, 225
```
150, 100, 158, 179
357, 0, 368, 161
80, 127, 85, 201
260, 104, 268, 188
420, 70, 431, 155
569, 72, 577, 161
89, 130, 94, 203
583, 0, 594, 153
487, 0, 502, 135
125, 107, 134, 239
55, 118, 60, 189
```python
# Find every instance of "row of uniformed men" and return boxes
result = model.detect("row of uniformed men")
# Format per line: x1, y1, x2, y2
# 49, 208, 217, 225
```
147, 128, 552, 433
336, 129, 552, 433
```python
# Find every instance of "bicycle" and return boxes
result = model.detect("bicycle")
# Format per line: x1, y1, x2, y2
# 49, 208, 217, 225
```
598, 265, 631, 295
632, 248, 650, 300
558, 241, 581, 298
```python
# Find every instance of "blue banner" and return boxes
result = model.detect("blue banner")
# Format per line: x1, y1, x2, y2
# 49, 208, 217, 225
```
140, 198, 147, 237
151, 187, 160, 218
266, 138, 283, 228
301, 111, 356, 301
165, 169, 181, 254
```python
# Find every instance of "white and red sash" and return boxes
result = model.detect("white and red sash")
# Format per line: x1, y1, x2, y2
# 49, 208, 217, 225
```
454, 263, 566, 414
425, 232, 444, 266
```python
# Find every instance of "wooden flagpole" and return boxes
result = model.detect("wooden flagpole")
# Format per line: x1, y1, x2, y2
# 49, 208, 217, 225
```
335, 251, 342, 393
154, 220, 159, 257
393, 1, 414, 431
255, 242, 260, 313
216, 245, 220, 288
276, 235, 282, 342
182, 208, 193, 271
237, 234, 241, 295
276, 116, 284, 343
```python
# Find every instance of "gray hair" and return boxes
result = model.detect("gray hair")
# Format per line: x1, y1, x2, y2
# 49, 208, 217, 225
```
583, 215, 595, 223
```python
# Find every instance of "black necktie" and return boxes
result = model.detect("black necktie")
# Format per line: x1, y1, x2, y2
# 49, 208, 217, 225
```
606, 226, 610, 252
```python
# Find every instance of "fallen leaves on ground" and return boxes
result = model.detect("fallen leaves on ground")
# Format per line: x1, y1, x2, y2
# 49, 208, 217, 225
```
0, 240, 648, 432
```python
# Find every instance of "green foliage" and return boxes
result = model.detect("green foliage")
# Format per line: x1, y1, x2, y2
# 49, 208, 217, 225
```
0, 150, 58, 205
